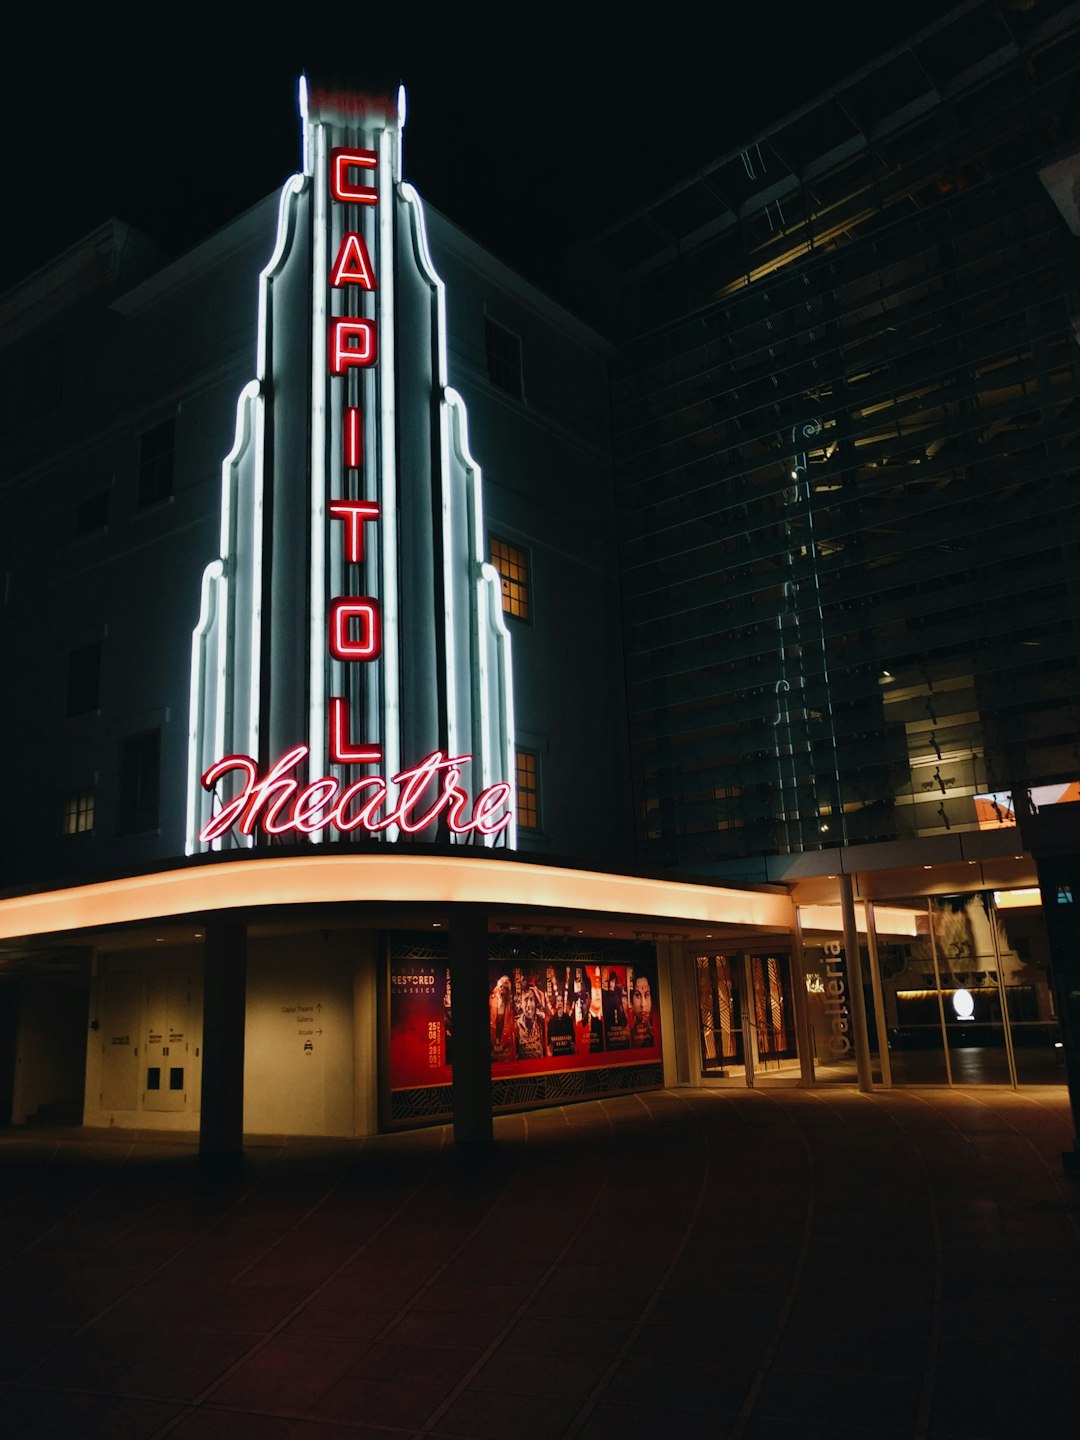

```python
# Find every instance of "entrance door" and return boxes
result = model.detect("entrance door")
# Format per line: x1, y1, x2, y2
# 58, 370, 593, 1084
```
695, 951, 798, 1084
142, 972, 192, 1113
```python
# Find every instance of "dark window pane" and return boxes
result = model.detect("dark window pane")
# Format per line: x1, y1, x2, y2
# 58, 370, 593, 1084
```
117, 729, 160, 834
75, 489, 109, 536
146, 1067, 160, 1090
169, 1067, 184, 1091
484, 318, 523, 399
66, 640, 101, 717
138, 419, 175, 507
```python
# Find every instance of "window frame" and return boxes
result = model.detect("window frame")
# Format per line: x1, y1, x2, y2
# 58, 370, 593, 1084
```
116, 728, 161, 835
489, 535, 531, 623
61, 788, 95, 836
65, 639, 102, 718
137, 417, 176, 508
515, 747, 542, 833
484, 316, 525, 402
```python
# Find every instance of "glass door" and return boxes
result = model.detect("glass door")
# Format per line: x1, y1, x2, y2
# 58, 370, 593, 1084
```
695, 951, 798, 1084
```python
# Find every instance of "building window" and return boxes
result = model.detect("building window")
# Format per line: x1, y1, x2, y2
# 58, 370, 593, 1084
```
61, 789, 95, 836
117, 729, 160, 834
75, 489, 109, 536
490, 537, 530, 620
65, 640, 101, 717
516, 748, 541, 831
22, 343, 60, 420
138, 418, 175, 507
485, 318, 523, 400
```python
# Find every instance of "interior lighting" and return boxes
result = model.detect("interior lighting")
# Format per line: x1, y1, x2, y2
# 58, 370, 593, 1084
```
952, 988, 975, 1021
993, 888, 1041, 909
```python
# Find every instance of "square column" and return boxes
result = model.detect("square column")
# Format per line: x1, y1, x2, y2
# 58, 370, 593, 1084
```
200, 918, 247, 1158
449, 906, 492, 1148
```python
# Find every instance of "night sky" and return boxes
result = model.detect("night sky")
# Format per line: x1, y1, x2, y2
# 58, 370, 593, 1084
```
4, 6, 950, 302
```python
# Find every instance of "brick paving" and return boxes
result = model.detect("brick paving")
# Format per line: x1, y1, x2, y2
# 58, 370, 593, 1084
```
0, 1086, 1077, 1439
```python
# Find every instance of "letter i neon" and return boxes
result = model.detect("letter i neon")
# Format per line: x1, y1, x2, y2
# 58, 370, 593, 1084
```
344, 407, 362, 469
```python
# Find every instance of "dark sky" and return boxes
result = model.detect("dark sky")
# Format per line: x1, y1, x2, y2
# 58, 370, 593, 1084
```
4, 6, 950, 299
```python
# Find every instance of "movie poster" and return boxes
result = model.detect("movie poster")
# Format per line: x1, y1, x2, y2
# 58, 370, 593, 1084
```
389, 946, 660, 1094
389, 961, 452, 1089
486, 958, 660, 1074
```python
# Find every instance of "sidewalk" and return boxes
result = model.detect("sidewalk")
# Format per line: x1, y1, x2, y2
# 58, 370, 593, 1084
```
0, 1086, 1077, 1440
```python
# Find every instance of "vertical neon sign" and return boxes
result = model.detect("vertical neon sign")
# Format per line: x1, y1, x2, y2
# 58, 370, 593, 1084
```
187, 81, 516, 851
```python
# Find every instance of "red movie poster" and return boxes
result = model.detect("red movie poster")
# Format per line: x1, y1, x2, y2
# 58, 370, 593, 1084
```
389, 962, 452, 1089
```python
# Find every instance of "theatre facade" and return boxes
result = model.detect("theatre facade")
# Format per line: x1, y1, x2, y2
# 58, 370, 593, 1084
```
0, 77, 796, 1146
1, 44, 1073, 1153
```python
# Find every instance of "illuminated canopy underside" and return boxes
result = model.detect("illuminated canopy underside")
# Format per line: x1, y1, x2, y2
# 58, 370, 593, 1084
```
0, 856, 793, 941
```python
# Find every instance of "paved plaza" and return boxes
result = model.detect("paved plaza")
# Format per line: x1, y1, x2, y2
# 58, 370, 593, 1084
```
0, 1086, 1077, 1439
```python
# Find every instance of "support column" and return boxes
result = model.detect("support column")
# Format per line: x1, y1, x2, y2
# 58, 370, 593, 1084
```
864, 901, 893, 1088
791, 910, 816, 1087
200, 918, 247, 1159
839, 873, 873, 1093
450, 905, 492, 1148
1033, 852, 1080, 1173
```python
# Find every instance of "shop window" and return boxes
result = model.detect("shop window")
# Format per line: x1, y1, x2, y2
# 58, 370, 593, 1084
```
75, 488, 109, 536
138, 418, 175, 507
61, 789, 95, 836
515, 748, 541, 831
117, 728, 160, 834
65, 639, 101, 717
490, 536, 530, 620
485, 318, 523, 399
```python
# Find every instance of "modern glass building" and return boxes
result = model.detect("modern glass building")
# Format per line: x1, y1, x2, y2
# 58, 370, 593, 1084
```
578, 0, 1080, 1111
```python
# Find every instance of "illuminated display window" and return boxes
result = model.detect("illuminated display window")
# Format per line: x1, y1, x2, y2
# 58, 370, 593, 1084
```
75, 488, 109, 537
117, 729, 160, 835
61, 789, 95, 836
137, 418, 175, 507
65, 640, 101, 718
484, 318, 523, 400
490, 537, 530, 621
515, 748, 541, 831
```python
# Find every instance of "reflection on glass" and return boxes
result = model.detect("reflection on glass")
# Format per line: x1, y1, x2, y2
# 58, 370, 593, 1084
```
872, 891, 1062, 1086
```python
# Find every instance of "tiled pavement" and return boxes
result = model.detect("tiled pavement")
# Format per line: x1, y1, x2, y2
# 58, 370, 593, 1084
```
0, 1086, 1077, 1439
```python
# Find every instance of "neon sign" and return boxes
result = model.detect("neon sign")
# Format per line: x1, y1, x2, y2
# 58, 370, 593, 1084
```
201, 747, 511, 841
196, 123, 513, 847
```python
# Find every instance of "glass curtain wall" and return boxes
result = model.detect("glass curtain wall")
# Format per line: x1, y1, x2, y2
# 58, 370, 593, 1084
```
874, 891, 1062, 1086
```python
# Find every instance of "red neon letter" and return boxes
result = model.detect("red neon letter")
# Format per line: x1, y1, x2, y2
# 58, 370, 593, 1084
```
470, 782, 514, 837
344, 407, 363, 469
199, 754, 258, 843
290, 777, 341, 833
329, 598, 381, 660
329, 499, 380, 563
329, 318, 377, 375
329, 231, 376, 289
329, 698, 382, 764
332, 776, 390, 831
388, 751, 465, 834
330, 147, 378, 204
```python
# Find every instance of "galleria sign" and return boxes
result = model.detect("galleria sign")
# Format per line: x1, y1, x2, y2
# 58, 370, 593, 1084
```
199, 138, 512, 845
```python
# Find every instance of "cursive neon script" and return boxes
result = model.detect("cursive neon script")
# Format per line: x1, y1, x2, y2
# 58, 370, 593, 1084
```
200, 746, 513, 843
